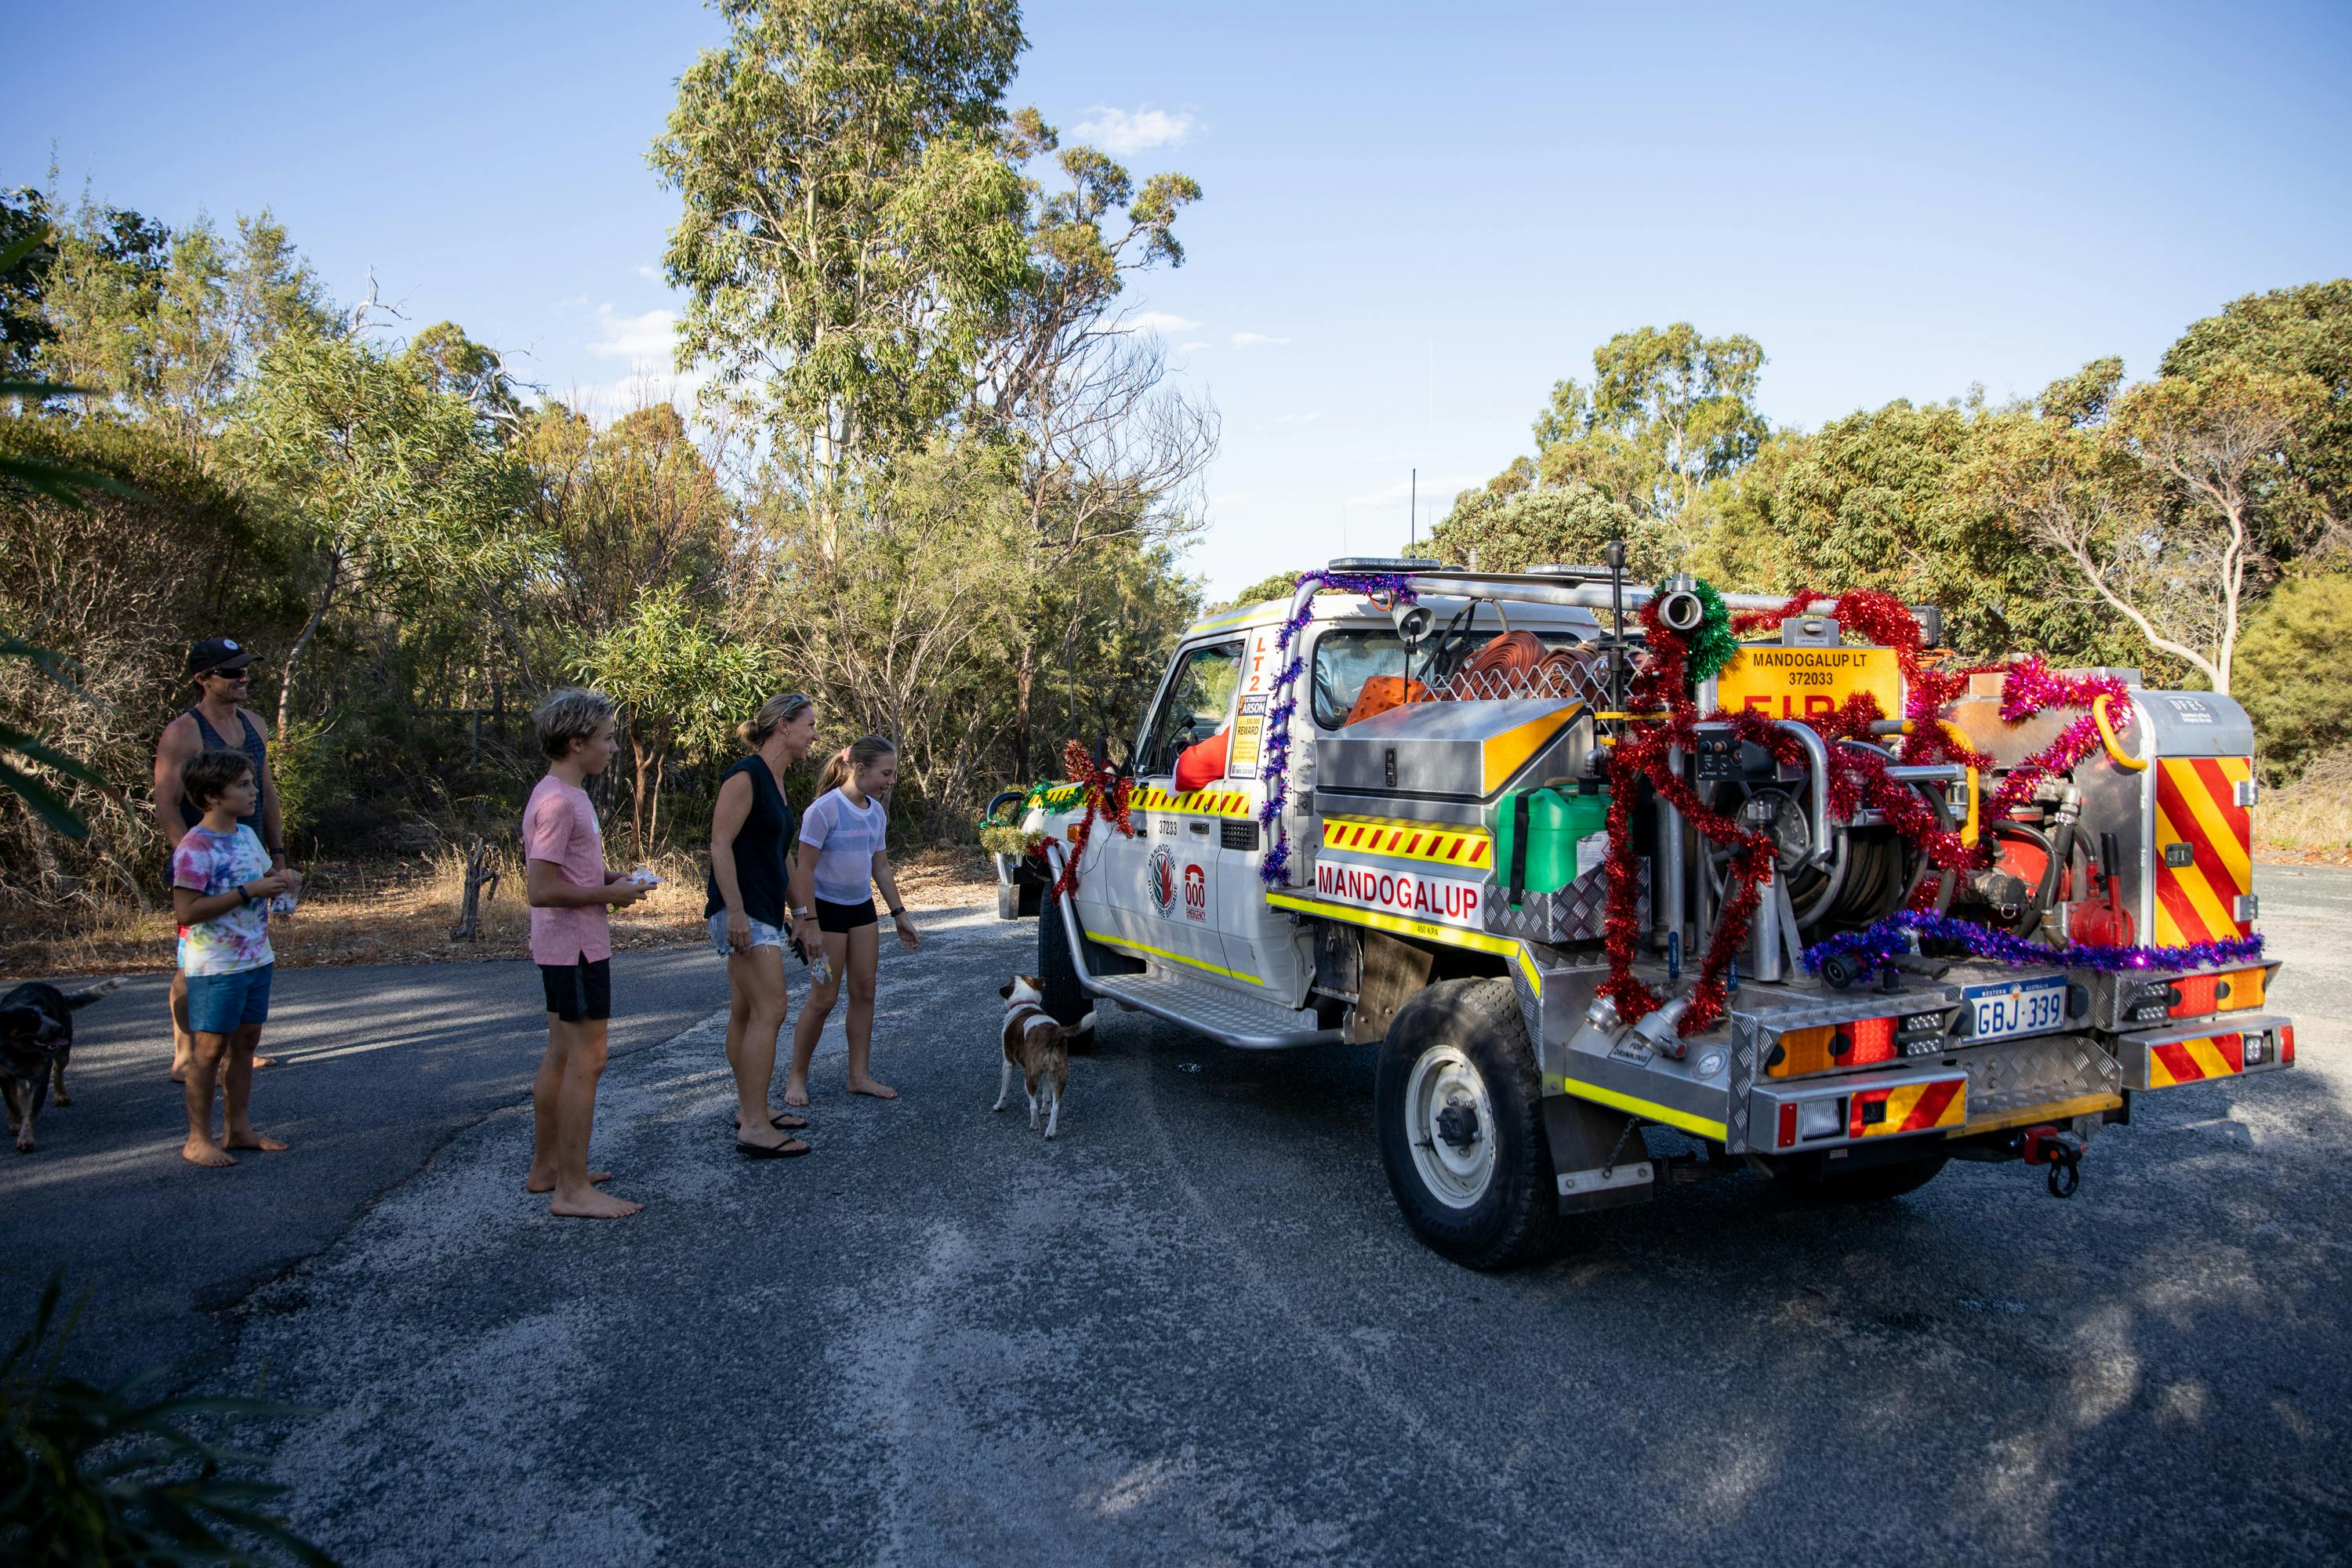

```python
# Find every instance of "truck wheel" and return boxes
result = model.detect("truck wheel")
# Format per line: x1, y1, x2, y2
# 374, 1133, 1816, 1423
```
1036, 892, 1091, 1031
1375, 978, 1561, 1269
1779, 1153, 1950, 1203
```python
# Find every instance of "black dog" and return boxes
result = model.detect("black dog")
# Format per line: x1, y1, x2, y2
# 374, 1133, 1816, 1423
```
1, 978, 122, 1153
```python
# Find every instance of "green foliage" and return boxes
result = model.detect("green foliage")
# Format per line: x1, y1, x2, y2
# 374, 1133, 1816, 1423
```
1, 1277, 333, 1566
2234, 573, 2352, 782
2161, 279, 2351, 549
1533, 323, 1766, 544
652, 0, 1033, 484
1220, 569, 1307, 611
1427, 481, 1659, 579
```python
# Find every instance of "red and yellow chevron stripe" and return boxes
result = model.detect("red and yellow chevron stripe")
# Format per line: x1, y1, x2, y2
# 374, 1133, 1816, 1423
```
2149, 1031, 2245, 1087
1850, 1078, 1966, 1139
2154, 757, 2253, 946
1128, 786, 1254, 819
1321, 816, 1493, 869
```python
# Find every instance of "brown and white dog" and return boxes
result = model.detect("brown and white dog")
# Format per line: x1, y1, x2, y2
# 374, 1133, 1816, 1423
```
1, 978, 122, 1152
995, 975, 1091, 1138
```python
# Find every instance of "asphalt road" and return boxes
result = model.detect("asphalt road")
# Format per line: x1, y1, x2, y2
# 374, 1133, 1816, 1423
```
6, 872, 2350, 1566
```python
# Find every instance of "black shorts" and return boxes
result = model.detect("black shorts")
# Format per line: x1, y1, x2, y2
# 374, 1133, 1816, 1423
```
539, 956, 612, 1022
815, 896, 877, 935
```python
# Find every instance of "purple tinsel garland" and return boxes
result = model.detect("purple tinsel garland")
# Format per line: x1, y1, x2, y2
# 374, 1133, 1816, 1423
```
1803, 909, 2263, 978
1256, 569, 1421, 887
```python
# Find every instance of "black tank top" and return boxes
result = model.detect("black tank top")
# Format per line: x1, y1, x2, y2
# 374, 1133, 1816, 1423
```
179, 707, 269, 832
705, 755, 796, 926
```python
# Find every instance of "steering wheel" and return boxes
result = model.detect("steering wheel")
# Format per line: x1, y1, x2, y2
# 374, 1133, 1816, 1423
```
1422, 601, 1478, 688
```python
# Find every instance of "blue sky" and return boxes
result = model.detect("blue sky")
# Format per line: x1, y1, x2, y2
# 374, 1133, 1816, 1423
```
12, 0, 2351, 597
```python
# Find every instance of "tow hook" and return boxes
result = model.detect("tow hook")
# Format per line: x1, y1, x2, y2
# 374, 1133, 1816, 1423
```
2021, 1126, 2084, 1198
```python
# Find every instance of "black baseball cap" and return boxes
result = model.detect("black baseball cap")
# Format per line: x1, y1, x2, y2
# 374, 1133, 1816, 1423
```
187, 637, 256, 677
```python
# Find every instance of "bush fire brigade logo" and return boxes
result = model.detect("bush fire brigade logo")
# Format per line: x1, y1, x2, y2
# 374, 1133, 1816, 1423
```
1145, 847, 1178, 917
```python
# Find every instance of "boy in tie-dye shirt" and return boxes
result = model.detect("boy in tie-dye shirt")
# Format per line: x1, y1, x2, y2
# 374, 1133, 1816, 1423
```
169, 749, 300, 1167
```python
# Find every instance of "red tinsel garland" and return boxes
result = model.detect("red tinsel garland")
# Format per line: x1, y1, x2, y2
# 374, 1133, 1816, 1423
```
1047, 739, 1137, 902
1598, 590, 2136, 1038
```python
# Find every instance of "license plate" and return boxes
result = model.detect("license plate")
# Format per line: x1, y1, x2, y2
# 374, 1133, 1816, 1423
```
1965, 977, 2067, 1041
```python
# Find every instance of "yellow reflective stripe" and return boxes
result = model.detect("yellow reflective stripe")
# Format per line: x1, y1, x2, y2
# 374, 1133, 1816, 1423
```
1951, 1094, 2122, 1136
1552, 1077, 1728, 1142
1184, 604, 1277, 637
1320, 816, 1493, 869
1265, 891, 1542, 996
1090, 933, 1264, 986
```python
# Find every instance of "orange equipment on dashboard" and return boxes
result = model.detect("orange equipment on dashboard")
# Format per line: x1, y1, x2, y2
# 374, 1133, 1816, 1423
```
1345, 675, 1432, 727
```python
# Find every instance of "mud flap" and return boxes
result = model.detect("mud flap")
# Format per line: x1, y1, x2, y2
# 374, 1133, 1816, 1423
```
1544, 1095, 1657, 1215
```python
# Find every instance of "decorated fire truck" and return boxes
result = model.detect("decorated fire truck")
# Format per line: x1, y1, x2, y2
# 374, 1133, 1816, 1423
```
985, 556, 2295, 1269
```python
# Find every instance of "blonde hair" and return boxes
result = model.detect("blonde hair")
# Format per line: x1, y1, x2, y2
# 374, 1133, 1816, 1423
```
533, 687, 615, 760
815, 734, 896, 797
737, 691, 813, 749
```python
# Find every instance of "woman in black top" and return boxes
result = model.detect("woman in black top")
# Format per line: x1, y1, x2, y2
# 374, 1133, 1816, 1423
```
707, 692, 818, 1156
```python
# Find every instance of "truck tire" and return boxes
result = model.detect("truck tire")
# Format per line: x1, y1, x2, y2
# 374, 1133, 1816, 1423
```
1779, 1153, 1950, 1203
1374, 977, 1561, 1269
1036, 893, 1091, 1031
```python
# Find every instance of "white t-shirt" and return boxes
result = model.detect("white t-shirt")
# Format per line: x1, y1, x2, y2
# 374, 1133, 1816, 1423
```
798, 788, 887, 905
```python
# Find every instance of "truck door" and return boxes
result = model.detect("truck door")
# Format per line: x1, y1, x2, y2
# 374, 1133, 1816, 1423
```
1088, 637, 1248, 986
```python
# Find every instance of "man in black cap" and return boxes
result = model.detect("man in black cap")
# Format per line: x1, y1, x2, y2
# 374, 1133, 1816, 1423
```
154, 638, 285, 1081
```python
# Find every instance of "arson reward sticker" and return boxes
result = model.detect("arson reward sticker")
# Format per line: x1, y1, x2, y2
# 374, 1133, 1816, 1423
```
1229, 695, 1266, 779
1313, 858, 1483, 928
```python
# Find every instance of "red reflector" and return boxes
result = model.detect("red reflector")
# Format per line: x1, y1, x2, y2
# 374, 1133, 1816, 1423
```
1777, 1102, 1798, 1149
2281, 1025, 2296, 1065
1849, 1087, 1891, 1139
1847, 1016, 1896, 1066
2169, 973, 2220, 1017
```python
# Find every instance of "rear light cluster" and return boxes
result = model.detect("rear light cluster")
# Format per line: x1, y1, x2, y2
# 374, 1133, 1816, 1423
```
2283, 1025, 2296, 1065
1766, 1011, 1947, 1077
2123, 967, 2268, 1025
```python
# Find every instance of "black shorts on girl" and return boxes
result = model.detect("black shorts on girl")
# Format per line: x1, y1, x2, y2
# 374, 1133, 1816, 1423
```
815, 896, 877, 934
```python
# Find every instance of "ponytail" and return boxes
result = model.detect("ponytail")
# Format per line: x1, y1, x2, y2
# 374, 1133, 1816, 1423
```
816, 734, 895, 797
737, 691, 812, 750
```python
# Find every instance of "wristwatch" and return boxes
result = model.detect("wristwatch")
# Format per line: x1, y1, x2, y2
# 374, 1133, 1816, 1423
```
887, 905, 908, 919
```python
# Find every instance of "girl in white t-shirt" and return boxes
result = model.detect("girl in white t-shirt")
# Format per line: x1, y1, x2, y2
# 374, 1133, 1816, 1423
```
784, 735, 919, 1105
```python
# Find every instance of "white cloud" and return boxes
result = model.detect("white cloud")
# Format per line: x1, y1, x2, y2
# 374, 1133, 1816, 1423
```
1176, 340, 1209, 353
1230, 331, 1290, 348
636, 264, 662, 281
1123, 310, 1202, 336
586, 303, 679, 363
1072, 105, 1196, 155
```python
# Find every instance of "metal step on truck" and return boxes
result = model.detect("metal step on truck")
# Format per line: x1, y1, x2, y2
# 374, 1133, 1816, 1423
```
986, 557, 2295, 1269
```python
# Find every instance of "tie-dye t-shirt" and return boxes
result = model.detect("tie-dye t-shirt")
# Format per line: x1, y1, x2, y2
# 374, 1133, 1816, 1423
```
171, 823, 274, 976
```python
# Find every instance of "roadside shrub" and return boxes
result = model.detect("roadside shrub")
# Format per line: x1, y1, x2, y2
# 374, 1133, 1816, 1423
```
2235, 572, 2352, 782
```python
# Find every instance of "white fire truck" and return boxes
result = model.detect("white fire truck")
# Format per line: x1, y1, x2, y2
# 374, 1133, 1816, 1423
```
992, 559, 2296, 1269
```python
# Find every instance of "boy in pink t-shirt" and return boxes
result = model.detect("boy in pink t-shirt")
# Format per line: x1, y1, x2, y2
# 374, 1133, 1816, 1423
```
521, 688, 652, 1219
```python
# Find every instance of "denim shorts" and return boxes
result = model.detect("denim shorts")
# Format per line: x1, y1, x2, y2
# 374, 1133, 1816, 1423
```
185, 962, 274, 1035
709, 910, 790, 960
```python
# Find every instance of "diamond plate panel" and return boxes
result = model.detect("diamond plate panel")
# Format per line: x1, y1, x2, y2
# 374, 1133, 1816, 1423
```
1959, 1034, 2122, 1120
1485, 858, 1649, 943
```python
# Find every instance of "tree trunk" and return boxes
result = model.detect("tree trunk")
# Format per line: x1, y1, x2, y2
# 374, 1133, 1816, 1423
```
1013, 641, 1035, 782
631, 738, 652, 860
278, 546, 343, 743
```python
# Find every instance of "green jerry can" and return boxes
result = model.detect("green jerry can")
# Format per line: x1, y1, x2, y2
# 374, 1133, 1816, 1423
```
1494, 783, 1610, 906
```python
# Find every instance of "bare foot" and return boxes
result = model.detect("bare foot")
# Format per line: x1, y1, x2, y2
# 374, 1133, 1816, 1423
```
847, 1077, 898, 1100
550, 1189, 643, 1219
782, 1083, 811, 1109
182, 1139, 237, 1168
252, 1054, 276, 1069
169, 1067, 188, 1084
224, 1133, 289, 1152
524, 1167, 612, 1193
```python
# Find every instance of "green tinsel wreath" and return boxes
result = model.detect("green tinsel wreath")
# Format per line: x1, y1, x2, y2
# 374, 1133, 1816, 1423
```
1680, 578, 1740, 684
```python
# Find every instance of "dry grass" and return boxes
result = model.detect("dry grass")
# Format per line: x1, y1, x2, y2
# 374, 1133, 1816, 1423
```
2256, 750, 2352, 866
0, 841, 997, 976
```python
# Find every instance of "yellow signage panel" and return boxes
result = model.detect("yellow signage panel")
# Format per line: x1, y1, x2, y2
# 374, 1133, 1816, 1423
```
1714, 644, 1903, 722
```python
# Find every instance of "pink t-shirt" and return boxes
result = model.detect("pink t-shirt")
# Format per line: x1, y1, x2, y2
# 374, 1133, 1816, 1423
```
523, 775, 611, 965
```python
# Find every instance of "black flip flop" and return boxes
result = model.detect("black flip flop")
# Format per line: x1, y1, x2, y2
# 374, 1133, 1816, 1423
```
735, 1138, 811, 1159
728, 1113, 810, 1131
